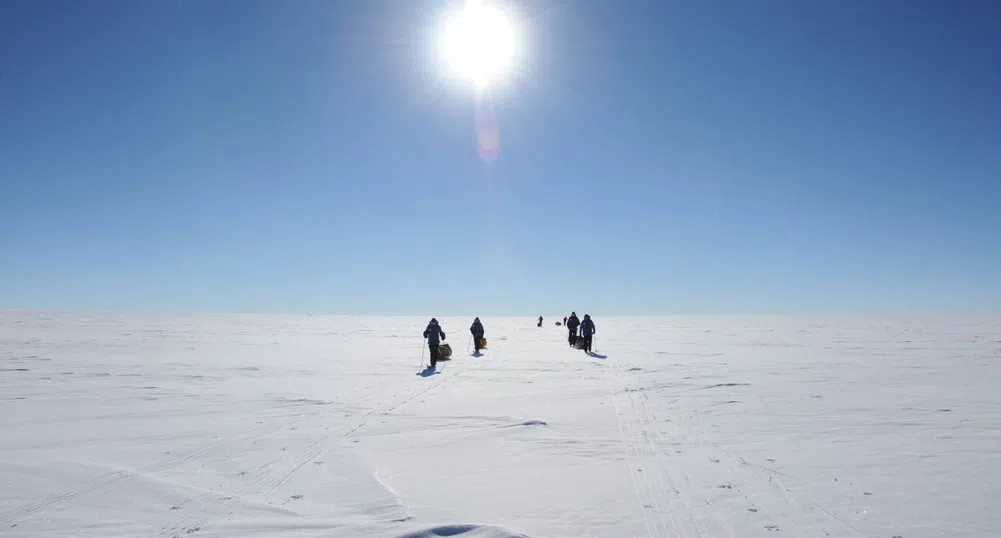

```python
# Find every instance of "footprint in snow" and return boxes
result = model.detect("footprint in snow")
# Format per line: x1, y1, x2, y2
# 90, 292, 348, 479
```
748, 507, 758, 512
765, 525, 779, 531
291, 494, 303, 500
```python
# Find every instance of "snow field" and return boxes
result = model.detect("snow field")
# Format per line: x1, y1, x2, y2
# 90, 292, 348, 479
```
1, 312, 999, 537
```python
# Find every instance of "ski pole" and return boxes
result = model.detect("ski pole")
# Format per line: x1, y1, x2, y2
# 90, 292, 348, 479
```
466, 334, 472, 354
419, 338, 426, 370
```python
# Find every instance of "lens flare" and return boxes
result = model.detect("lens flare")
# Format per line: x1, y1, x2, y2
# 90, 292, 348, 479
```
475, 87, 500, 162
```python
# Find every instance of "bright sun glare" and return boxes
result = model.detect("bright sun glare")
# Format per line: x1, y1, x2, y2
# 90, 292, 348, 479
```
439, 0, 521, 89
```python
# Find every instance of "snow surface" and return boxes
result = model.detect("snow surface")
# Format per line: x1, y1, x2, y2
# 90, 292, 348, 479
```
1, 312, 999, 537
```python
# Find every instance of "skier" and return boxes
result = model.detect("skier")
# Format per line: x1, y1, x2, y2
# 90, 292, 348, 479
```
423, 318, 446, 368
563, 316, 567, 326
579, 314, 595, 353
537, 316, 543, 327
470, 317, 485, 353
566, 312, 580, 346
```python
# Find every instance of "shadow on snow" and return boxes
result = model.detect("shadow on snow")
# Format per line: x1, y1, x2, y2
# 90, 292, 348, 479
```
396, 524, 531, 538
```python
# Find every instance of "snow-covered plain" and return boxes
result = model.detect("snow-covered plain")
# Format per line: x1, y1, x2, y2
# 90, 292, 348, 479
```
1, 312, 999, 538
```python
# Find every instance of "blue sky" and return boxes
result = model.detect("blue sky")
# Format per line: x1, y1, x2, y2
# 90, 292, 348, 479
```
1, 0, 999, 315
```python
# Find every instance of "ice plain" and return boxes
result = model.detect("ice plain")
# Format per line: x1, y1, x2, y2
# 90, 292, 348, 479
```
1, 312, 999, 537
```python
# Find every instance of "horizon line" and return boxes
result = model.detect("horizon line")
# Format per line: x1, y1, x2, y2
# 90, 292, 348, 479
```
2, 308, 998, 318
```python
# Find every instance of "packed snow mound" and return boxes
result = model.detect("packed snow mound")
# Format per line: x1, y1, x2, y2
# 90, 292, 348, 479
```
396, 523, 531, 538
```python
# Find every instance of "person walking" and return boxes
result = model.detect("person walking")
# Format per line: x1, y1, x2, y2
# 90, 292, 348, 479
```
579, 314, 596, 353
423, 318, 446, 368
566, 312, 580, 347
470, 317, 485, 353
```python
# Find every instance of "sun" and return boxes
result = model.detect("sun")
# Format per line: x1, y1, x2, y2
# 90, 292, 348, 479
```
438, 0, 522, 89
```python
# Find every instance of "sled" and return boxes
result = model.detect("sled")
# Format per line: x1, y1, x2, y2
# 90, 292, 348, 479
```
437, 342, 453, 360
476, 337, 487, 349
574, 338, 588, 350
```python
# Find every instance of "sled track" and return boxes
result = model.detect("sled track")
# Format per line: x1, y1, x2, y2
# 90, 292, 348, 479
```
258, 366, 464, 496
604, 357, 867, 538
0, 413, 319, 528
149, 366, 466, 537
0, 384, 381, 529
603, 360, 721, 538
617, 367, 739, 538
663, 404, 867, 538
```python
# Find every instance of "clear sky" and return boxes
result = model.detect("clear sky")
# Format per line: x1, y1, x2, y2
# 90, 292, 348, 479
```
1, 0, 999, 316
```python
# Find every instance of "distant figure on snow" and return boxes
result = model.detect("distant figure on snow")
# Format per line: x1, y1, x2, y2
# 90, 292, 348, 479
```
579, 314, 595, 353
537, 316, 543, 327
470, 317, 485, 353
566, 312, 580, 346
423, 318, 446, 368
563, 316, 567, 326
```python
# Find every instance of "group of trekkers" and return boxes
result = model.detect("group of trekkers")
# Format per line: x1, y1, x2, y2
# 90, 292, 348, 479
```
562, 312, 596, 353
421, 317, 486, 369
422, 313, 596, 369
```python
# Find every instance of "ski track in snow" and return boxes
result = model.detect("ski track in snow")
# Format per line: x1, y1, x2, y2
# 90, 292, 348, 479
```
1, 312, 1000, 537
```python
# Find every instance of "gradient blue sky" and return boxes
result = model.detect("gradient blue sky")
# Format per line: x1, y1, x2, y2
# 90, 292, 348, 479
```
1, 0, 999, 315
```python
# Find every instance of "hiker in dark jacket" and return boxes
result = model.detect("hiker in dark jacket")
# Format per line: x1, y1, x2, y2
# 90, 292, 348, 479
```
579, 314, 595, 353
566, 312, 580, 346
470, 317, 485, 352
423, 318, 446, 367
